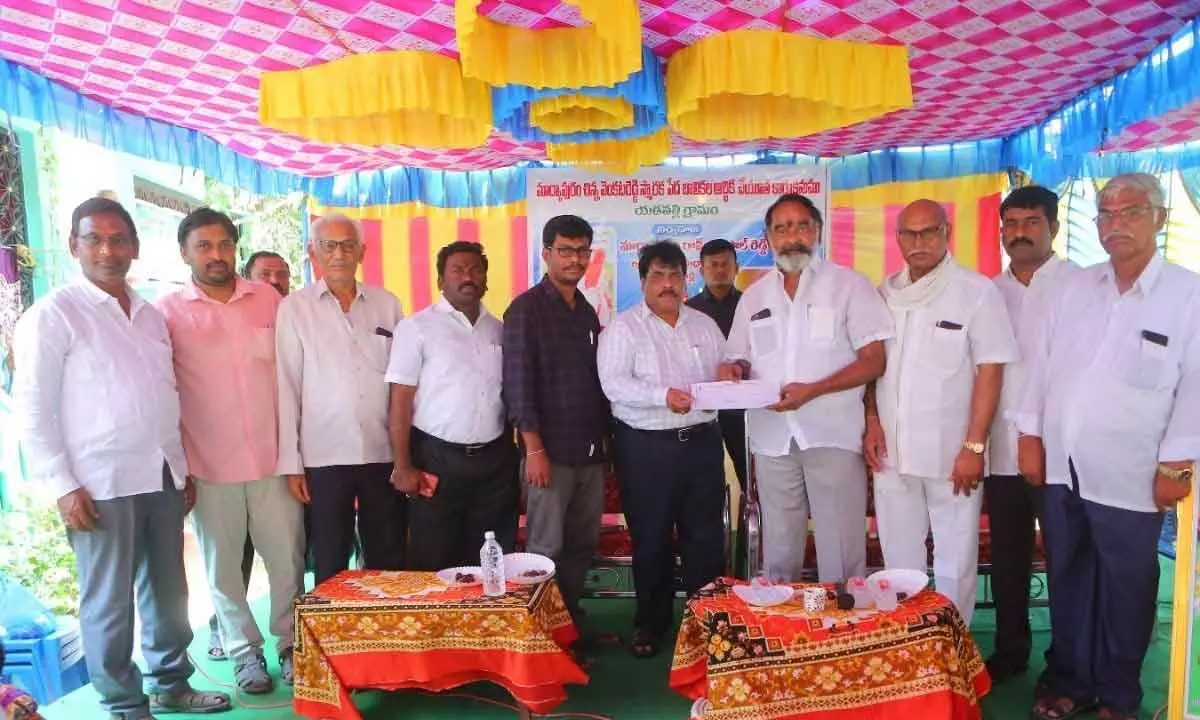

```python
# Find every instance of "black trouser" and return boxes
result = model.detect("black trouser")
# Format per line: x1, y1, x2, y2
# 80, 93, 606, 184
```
717, 410, 747, 492
1042, 461, 1163, 712
306, 463, 406, 585
984, 473, 1051, 668
614, 420, 726, 637
406, 428, 519, 571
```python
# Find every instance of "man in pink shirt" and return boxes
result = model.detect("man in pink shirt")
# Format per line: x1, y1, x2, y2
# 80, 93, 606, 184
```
158, 208, 304, 695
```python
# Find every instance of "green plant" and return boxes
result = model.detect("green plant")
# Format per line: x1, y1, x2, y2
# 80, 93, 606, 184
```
0, 492, 78, 618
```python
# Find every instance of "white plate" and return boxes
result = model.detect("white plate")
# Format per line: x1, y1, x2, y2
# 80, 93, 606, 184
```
689, 698, 710, 719
436, 566, 483, 587
503, 552, 556, 585
732, 584, 794, 607
866, 568, 929, 598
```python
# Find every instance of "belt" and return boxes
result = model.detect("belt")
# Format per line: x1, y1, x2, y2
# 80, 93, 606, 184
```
417, 429, 507, 457
629, 420, 718, 443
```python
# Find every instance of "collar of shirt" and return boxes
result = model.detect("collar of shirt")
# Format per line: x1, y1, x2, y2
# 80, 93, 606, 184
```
637, 300, 696, 329
699, 285, 742, 305
1097, 252, 1164, 296
181, 276, 263, 305
434, 295, 493, 329
767, 258, 823, 301
537, 274, 588, 310
317, 277, 367, 301
76, 278, 149, 316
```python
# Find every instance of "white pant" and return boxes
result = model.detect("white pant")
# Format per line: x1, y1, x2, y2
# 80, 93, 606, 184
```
755, 445, 868, 583
873, 473, 982, 625
192, 475, 305, 663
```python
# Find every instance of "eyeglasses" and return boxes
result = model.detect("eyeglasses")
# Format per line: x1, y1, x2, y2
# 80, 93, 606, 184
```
1095, 205, 1157, 226
77, 233, 134, 248
551, 246, 593, 260
898, 225, 945, 243
316, 238, 361, 254
770, 220, 819, 236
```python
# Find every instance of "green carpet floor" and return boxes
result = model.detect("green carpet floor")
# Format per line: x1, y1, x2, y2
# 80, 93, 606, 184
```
43, 566, 1178, 719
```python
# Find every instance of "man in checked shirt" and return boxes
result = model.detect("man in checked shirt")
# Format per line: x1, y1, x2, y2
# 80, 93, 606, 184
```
503, 215, 611, 662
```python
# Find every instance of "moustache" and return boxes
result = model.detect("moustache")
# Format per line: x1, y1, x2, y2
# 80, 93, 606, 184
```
206, 262, 228, 271
1103, 232, 1133, 244
1007, 237, 1034, 247
779, 244, 813, 256
658, 289, 678, 297
459, 283, 479, 292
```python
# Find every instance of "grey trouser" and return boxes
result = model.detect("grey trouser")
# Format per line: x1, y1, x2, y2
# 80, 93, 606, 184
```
523, 462, 604, 624
67, 468, 194, 719
755, 444, 868, 583
192, 475, 304, 664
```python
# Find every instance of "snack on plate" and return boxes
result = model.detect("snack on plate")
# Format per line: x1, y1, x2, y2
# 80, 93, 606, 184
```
836, 592, 855, 610
455, 572, 477, 584
896, 591, 909, 602
521, 569, 549, 578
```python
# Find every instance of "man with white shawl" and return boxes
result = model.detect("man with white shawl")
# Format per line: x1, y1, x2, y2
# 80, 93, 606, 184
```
864, 199, 1018, 624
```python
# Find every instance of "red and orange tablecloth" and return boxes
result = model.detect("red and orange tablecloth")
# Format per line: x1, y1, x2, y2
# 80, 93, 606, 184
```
292, 571, 587, 720
670, 578, 990, 720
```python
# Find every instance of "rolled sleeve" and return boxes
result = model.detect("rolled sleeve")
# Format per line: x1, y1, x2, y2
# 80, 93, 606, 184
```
385, 317, 424, 386
969, 283, 1019, 366
847, 272, 895, 350
723, 297, 751, 363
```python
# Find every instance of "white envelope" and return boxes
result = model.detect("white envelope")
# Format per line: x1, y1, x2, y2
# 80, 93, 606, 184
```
689, 380, 781, 410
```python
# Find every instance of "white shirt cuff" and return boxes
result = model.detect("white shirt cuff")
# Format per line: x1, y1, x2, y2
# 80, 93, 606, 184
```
1008, 410, 1041, 438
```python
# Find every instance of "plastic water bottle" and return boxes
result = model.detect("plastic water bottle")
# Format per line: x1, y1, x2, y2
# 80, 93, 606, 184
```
480, 531, 506, 597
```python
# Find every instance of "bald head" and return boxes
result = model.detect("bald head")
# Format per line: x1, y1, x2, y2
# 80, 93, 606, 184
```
896, 198, 951, 280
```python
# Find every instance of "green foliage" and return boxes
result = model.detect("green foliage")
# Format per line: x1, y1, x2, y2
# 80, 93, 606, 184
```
0, 492, 78, 618
202, 177, 306, 290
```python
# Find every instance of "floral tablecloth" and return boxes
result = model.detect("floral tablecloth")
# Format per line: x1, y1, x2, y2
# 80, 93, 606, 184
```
292, 571, 588, 720
669, 578, 990, 720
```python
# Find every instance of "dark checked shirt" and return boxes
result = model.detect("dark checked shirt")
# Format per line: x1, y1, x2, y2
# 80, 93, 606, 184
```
686, 286, 743, 338
502, 276, 609, 466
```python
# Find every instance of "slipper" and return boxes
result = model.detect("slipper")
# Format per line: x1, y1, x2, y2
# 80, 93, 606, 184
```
149, 688, 232, 715
630, 628, 660, 659
1031, 695, 1097, 720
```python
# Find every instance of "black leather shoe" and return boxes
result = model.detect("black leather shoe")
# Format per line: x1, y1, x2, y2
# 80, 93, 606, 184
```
985, 655, 1029, 684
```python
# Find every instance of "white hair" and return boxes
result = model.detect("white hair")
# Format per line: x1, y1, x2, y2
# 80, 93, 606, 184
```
308, 213, 363, 249
1098, 173, 1166, 208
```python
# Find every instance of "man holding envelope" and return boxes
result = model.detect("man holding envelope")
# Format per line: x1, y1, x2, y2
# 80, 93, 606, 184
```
718, 193, 893, 583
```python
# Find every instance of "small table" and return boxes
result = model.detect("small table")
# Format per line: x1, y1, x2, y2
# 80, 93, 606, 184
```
669, 579, 990, 719
292, 571, 588, 720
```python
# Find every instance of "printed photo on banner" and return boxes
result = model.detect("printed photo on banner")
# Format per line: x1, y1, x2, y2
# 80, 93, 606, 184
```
527, 166, 831, 320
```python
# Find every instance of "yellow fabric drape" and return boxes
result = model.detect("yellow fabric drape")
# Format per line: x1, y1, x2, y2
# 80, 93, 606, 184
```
546, 127, 672, 175
529, 94, 635, 134
454, 0, 642, 88
259, 51, 492, 149
667, 30, 913, 142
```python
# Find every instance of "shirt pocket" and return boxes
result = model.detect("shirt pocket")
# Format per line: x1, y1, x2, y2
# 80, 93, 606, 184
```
479, 341, 504, 382
806, 305, 838, 344
750, 315, 782, 358
142, 337, 178, 389
921, 322, 969, 376
1114, 332, 1175, 390
251, 327, 276, 363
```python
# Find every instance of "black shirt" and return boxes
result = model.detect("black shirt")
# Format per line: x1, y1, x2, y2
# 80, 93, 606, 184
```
501, 276, 609, 466
686, 286, 743, 338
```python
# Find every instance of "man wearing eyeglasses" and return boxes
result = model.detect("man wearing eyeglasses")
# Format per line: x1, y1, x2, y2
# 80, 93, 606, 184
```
1016, 174, 1199, 720
502, 215, 609, 656
13, 197, 232, 718
984, 186, 1078, 689
864, 199, 1017, 625
276, 214, 406, 585
718, 194, 893, 584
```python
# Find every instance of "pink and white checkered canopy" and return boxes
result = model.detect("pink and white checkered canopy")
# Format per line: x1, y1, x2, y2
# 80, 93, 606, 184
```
1, 0, 1198, 175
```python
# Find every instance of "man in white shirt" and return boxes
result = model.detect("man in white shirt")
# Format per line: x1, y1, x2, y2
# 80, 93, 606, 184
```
985, 186, 1077, 686
1016, 174, 1199, 720
387, 241, 517, 569
13, 197, 231, 719
719, 193, 892, 583
276, 213, 406, 585
598, 241, 727, 659
864, 199, 1018, 625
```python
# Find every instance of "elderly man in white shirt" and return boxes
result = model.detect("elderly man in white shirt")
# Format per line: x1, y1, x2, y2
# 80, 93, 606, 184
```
387, 241, 518, 570
864, 199, 1018, 626
598, 240, 727, 660
719, 193, 892, 584
13, 197, 231, 719
984, 185, 1078, 687
1016, 174, 1200, 720
277, 213, 406, 585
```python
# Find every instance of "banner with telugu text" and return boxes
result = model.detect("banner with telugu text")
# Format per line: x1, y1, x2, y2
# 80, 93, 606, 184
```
313, 171, 1006, 318
527, 167, 830, 323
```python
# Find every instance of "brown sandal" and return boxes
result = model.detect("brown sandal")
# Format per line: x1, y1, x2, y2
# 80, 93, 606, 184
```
630, 628, 660, 659
1032, 695, 1097, 720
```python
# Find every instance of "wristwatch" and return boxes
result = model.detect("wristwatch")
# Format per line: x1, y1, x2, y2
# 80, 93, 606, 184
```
962, 441, 986, 455
1158, 464, 1195, 485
